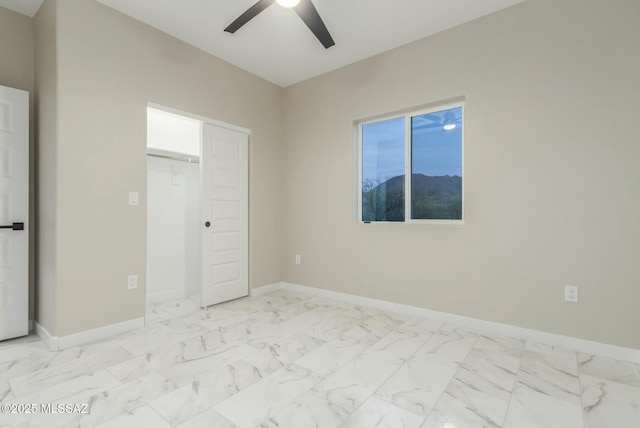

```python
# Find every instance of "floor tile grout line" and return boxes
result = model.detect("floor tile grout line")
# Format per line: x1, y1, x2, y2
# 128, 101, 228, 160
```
146, 404, 173, 428
383, 324, 479, 425
499, 338, 527, 428
575, 350, 586, 428
357, 321, 441, 421
253, 365, 327, 427
366, 359, 429, 422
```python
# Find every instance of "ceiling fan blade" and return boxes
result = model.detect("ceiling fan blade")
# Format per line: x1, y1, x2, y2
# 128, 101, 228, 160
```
293, 0, 335, 49
422, 114, 442, 122
412, 123, 442, 131
224, 0, 276, 34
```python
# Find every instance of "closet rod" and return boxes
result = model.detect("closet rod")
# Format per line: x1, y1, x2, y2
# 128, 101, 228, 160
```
147, 153, 199, 164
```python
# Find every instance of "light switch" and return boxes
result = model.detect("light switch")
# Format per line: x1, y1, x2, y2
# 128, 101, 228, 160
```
128, 274, 138, 289
129, 191, 139, 206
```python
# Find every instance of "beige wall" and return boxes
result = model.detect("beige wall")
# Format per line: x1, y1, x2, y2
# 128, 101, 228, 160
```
37, 0, 283, 336
282, 0, 640, 348
0, 6, 36, 320
0, 6, 33, 91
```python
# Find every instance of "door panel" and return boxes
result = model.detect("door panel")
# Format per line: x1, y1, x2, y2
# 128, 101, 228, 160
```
201, 124, 248, 307
212, 232, 240, 253
0, 85, 29, 341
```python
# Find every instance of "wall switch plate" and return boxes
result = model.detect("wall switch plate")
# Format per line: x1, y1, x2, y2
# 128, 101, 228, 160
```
295, 254, 301, 265
129, 191, 139, 206
565, 285, 578, 303
128, 274, 138, 289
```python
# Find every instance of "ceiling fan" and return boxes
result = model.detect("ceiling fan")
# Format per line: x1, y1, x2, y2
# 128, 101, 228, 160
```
413, 111, 462, 132
224, 0, 335, 49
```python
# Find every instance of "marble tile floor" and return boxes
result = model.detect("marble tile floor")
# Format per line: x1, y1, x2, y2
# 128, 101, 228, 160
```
0, 289, 639, 428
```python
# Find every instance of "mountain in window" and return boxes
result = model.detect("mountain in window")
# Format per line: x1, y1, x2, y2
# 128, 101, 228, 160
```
362, 174, 461, 221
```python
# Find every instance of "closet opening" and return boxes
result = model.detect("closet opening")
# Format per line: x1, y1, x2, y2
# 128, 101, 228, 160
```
146, 107, 202, 308
145, 104, 250, 319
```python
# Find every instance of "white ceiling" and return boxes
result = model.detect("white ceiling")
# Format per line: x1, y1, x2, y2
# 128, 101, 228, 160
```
96, 0, 526, 87
0, 0, 43, 17
1, 0, 526, 87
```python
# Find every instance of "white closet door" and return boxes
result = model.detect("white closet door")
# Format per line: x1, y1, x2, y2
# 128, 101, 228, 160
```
0, 85, 29, 341
200, 123, 248, 307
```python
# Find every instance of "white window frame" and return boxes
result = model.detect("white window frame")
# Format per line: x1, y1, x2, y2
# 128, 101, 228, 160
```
356, 101, 465, 225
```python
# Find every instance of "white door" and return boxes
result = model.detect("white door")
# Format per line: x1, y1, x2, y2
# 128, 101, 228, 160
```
200, 123, 248, 307
0, 85, 29, 341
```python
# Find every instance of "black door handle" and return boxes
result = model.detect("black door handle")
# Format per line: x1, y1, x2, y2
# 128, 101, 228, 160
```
0, 222, 24, 231
205, 221, 211, 228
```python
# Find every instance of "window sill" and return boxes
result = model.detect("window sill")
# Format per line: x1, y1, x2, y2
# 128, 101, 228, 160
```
360, 220, 465, 226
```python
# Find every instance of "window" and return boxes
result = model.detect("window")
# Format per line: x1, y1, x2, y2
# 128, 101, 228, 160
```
359, 102, 464, 223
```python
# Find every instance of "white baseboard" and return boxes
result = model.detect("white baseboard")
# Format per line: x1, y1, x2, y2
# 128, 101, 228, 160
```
31, 282, 639, 363
272, 282, 639, 364
146, 287, 198, 304
250, 282, 284, 297
35, 322, 58, 351
35, 317, 145, 351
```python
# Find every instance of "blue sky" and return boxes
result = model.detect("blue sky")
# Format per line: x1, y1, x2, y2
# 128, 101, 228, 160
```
362, 108, 462, 183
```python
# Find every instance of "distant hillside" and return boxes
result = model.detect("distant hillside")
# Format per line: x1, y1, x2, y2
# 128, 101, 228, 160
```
362, 174, 462, 221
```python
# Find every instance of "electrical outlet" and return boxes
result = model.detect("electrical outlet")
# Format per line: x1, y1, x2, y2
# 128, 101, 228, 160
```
564, 285, 578, 303
295, 254, 301, 265
128, 274, 138, 289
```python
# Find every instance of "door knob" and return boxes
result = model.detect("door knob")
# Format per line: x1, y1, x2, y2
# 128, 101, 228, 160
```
205, 221, 211, 228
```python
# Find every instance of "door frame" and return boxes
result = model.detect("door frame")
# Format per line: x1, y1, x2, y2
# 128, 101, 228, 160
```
145, 102, 251, 310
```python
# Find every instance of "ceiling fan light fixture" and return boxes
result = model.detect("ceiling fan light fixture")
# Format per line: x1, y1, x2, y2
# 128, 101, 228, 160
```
276, 0, 301, 7
442, 111, 456, 131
